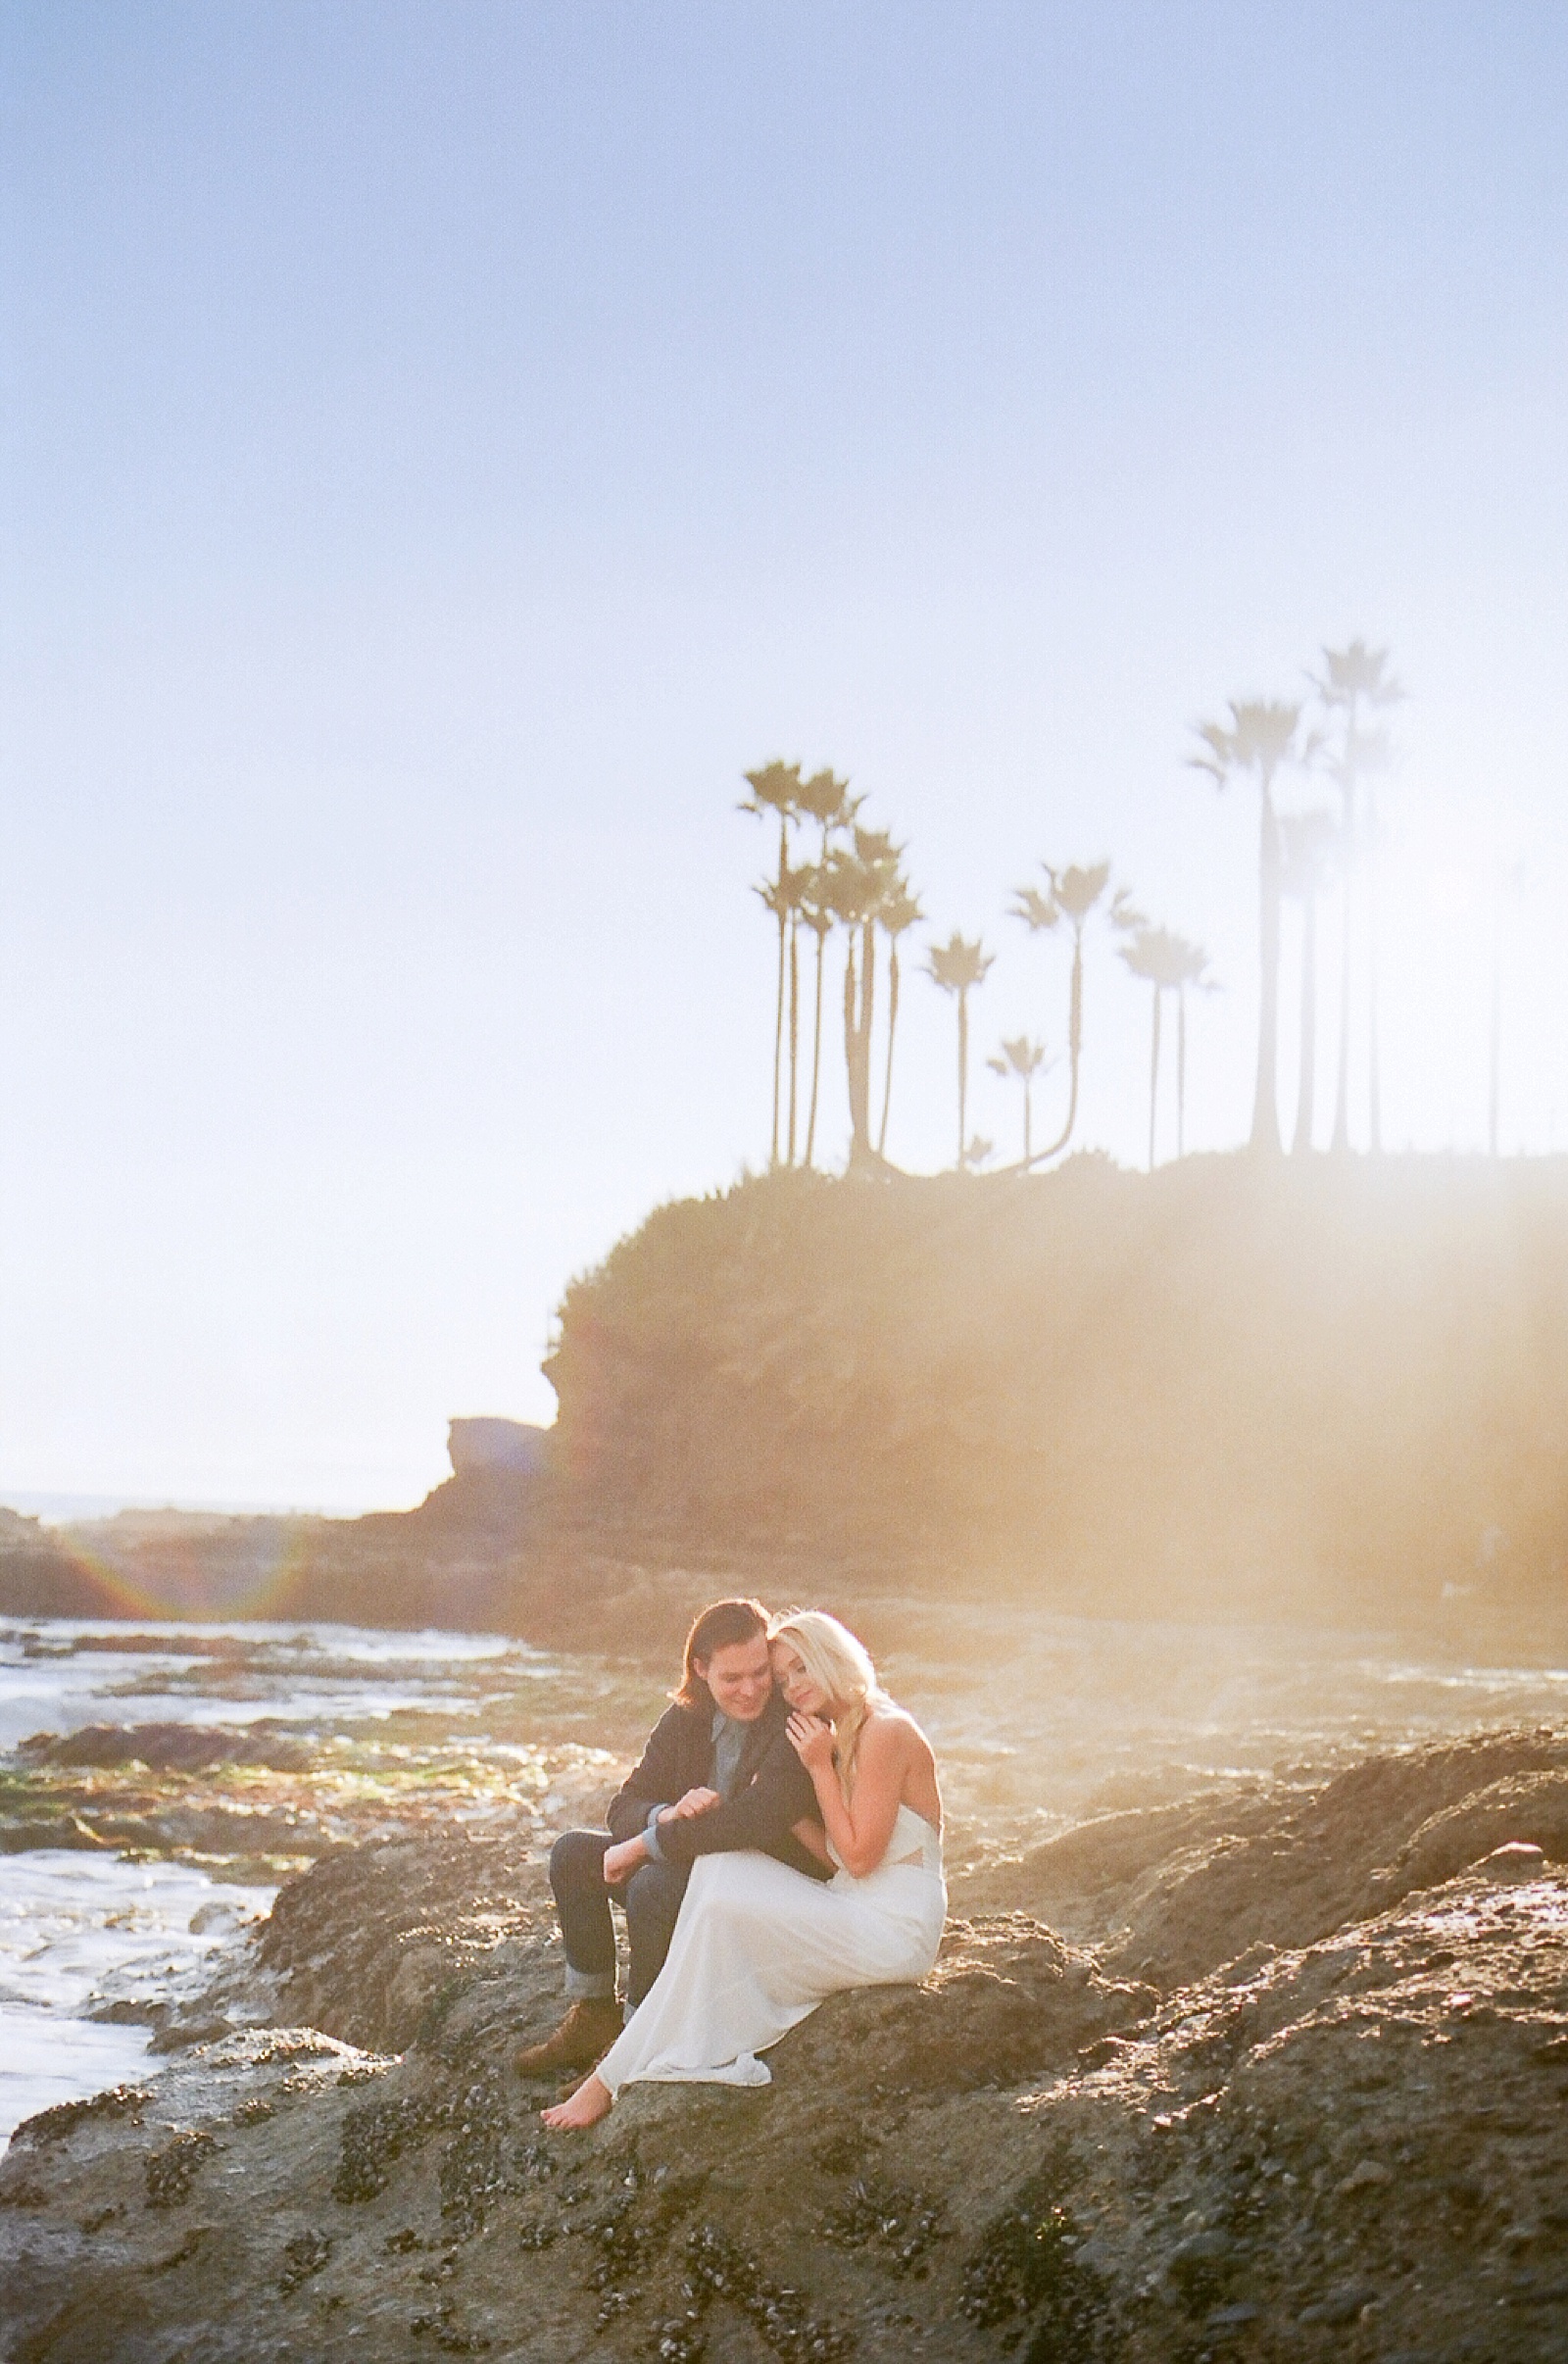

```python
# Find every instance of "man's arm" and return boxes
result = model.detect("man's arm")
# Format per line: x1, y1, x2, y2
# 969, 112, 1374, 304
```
646, 1721, 824, 1871
605, 1705, 700, 1845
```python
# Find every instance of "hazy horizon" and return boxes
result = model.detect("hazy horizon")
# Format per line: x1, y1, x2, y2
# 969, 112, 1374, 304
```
1, 1486, 392, 1522
4, 2, 1567, 1507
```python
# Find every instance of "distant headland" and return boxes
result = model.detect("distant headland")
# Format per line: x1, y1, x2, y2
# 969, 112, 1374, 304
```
5, 1152, 1566, 1663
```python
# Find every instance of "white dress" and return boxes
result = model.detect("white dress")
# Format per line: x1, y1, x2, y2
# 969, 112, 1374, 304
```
596, 1801, 946, 2093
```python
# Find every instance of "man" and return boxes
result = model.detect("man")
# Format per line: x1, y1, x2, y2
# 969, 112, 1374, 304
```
514, 1597, 830, 2077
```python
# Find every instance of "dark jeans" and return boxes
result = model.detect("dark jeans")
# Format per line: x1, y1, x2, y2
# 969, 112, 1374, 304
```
550, 1828, 690, 2009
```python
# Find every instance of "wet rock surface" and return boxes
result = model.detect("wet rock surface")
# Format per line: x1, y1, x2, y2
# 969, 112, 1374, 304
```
5, 1726, 1568, 2361
23, 1724, 318, 1775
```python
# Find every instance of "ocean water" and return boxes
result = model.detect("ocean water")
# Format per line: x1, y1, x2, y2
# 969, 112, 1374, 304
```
0, 1618, 562, 2145
0, 1616, 520, 1755
0, 1852, 275, 2137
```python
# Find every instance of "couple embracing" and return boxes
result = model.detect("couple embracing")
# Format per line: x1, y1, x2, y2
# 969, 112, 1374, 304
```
517, 1598, 945, 2129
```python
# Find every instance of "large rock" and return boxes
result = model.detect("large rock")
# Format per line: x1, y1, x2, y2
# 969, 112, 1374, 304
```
7, 1733, 1568, 2363
447, 1419, 551, 1478
0, 1510, 113, 1618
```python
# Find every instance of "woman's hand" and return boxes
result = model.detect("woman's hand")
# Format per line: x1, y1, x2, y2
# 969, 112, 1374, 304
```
602, 1837, 647, 1885
660, 1787, 721, 1821
787, 1711, 837, 1773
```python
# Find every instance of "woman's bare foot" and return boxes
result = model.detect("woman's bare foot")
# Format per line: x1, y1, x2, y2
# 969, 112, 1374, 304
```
541, 2072, 612, 2130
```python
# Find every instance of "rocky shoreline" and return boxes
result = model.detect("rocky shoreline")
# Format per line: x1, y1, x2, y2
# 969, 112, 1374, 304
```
5, 1725, 1568, 2362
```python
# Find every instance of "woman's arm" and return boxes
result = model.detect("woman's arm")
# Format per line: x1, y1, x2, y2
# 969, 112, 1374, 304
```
787, 1712, 904, 1878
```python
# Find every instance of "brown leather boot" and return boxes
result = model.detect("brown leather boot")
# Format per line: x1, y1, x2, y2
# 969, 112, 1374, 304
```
513, 1997, 621, 2078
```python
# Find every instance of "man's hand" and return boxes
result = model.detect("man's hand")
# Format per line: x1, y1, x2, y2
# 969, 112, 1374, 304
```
602, 1837, 648, 1885
786, 1712, 837, 1774
659, 1787, 721, 1822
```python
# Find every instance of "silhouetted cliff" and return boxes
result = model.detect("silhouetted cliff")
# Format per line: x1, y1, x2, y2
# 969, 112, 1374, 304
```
542, 1154, 1568, 1640
8, 1156, 1567, 1647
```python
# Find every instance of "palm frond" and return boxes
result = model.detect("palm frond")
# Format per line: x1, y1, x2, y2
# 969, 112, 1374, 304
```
797, 767, 854, 831
925, 930, 995, 993
1009, 883, 1058, 933
740, 759, 804, 819
1120, 923, 1207, 990
1045, 861, 1111, 923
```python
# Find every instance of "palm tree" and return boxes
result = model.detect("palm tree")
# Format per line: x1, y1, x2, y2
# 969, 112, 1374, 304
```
751, 858, 811, 1164
795, 768, 858, 1166
820, 832, 919, 1173
798, 766, 858, 847
926, 931, 994, 1166
1308, 641, 1402, 1155
876, 880, 924, 1157
796, 865, 836, 1167
822, 841, 893, 1169
1006, 861, 1132, 1166
844, 827, 905, 1168
1167, 932, 1214, 1159
823, 847, 873, 1162
987, 1035, 1052, 1162
1190, 699, 1302, 1154
741, 760, 803, 1165
1119, 925, 1202, 1170
783, 858, 809, 1162
1279, 809, 1338, 1157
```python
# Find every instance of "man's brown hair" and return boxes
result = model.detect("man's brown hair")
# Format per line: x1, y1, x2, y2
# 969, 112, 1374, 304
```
672, 1597, 770, 1709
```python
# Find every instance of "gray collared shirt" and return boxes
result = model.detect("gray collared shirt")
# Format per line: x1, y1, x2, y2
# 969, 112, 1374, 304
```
642, 1707, 749, 1862
710, 1705, 747, 1800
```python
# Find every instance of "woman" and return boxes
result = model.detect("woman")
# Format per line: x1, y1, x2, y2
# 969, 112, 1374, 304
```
542, 1610, 945, 2129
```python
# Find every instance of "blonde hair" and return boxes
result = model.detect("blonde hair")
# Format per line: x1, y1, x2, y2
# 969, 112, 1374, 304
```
769, 1610, 884, 1799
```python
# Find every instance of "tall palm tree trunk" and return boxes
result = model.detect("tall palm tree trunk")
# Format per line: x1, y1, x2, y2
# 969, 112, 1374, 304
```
1066, 934, 1084, 1129
842, 937, 859, 1157
1177, 987, 1188, 1158
768, 823, 787, 1166
842, 934, 880, 1166
1331, 779, 1356, 1154
1294, 888, 1318, 1156
877, 945, 901, 1156
956, 988, 970, 1164
786, 915, 800, 1164
1148, 985, 1162, 1171
1017, 931, 1085, 1169
844, 925, 877, 1165
1251, 784, 1283, 1153
857, 917, 876, 1153
1023, 1077, 1033, 1163
805, 811, 836, 1168
805, 929, 826, 1166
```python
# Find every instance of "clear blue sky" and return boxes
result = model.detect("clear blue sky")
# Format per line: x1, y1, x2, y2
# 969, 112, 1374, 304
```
2, 2, 1566, 1508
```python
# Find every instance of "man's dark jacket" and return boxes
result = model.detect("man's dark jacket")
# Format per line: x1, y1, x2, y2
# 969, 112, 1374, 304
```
606, 1689, 831, 1883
